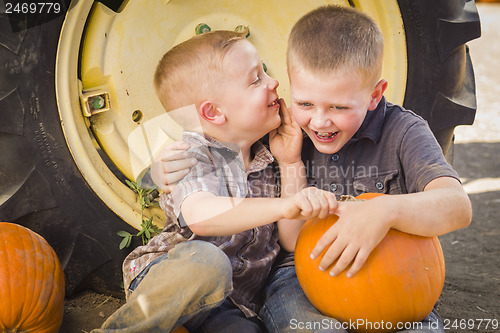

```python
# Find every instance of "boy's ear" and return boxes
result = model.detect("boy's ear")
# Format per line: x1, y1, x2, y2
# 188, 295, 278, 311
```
199, 101, 226, 125
368, 79, 388, 111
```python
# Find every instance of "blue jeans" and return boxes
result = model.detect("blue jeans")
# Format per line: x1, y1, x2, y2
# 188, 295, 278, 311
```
260, 266, 444, 333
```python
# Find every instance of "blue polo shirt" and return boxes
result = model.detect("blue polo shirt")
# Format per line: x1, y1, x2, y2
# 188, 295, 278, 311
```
301, 97, 460, 197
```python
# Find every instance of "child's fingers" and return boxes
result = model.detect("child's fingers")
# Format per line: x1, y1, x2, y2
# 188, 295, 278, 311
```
345, 248, 370, 278
166, 140, 190, 151
164, 169, 191, 186
302, 187, 328, 218
278, 98, 293, 125
151, 155, 195, 192
327, 244, 358, 277
162, 155, 196, 173
317, 237, 345, 271
314, 191, 330, 219
323, 191, 338, 215
294, 191, 312, 217
155, 141, 189, 161
310, 223, 338, 260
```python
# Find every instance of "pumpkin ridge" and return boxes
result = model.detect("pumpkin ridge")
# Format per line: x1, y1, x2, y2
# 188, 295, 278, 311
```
392, 232, 417, 322
6, 225, 23, 330
0, 225, 12, 329
20, 228, 40, 329
432, 237, 446, 287
19, 228, 42, 330
412, 236, 432, 320
373, 235, 393, 323
37, 243, 65, 331
28, 232, 58, 331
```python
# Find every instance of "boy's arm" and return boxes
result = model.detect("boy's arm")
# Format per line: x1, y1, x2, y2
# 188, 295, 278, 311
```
311, 176, 471, 277
276, 162, 309, 251
181, 187, 337, 236
268, 99, 313, 251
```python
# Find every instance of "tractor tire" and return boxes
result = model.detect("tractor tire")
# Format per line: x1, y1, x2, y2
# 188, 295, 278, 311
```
0, 0, 480, 296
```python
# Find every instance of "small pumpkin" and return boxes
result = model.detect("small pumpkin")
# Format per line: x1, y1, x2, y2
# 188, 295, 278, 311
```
295, 193, 445, 333
0, 222, 65, 333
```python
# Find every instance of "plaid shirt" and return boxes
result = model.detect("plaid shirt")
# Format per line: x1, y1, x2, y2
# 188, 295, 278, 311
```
122, 132, 280, 317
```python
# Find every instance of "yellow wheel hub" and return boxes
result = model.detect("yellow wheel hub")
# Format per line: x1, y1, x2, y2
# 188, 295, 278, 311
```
56, 0, 406, 230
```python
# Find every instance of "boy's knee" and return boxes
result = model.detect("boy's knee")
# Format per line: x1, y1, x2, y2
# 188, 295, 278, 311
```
171, 241, 232, 285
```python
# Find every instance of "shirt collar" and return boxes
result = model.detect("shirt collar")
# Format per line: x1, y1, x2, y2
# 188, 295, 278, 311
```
182, 131, 274, 173
349, 96, 388, 144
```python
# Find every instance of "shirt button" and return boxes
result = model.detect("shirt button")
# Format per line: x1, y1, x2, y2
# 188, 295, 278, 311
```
331, 154, 340, 162
375, 181, 384, 191
330, 183, 338, 192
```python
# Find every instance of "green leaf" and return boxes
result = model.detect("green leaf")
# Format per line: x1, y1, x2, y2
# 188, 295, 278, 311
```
125, 179, 137, 191
119, 236, 131, 249
117, 230, 131, 237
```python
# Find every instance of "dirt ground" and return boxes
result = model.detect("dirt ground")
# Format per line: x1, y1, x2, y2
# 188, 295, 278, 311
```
60, 3, 500, 332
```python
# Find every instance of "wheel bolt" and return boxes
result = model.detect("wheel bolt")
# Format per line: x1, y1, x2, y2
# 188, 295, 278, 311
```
235, 25, 250, 38
195, 23, 211, 35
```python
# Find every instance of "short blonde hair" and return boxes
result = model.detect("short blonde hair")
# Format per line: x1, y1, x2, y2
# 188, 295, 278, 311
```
154, 31, 245, 112
287, 5, 384, 88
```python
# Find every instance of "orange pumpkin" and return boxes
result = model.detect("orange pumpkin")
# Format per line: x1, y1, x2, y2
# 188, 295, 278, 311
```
0, 222, 65, 333
295, 193, 445, 333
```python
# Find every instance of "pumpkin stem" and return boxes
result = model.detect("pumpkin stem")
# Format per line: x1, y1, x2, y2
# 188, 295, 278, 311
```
339, 195, 364, 202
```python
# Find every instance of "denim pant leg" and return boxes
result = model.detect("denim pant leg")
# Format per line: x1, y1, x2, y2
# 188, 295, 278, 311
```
396, 306, 444, 333
260, 266, 347, 333
92, 241, 233, 333
188, 298, 265, 333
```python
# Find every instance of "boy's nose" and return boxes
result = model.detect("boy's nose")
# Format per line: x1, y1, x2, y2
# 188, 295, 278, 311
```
267, 76, 279, 90
311, 112, 333, 129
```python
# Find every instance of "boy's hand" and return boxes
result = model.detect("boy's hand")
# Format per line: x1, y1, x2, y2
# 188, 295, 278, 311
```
151, 141, 195, 193
283, 187, 338, 220
269, 98, 303, 165
310, 199, 391, 278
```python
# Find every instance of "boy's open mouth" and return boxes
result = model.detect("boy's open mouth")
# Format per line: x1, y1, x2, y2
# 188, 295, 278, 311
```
314, 131, 338, 140
268, 99, 278, 107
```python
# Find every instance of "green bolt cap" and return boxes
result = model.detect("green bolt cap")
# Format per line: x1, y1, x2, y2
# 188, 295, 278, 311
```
195, 23, 211, 35
234, 25, 250, 38
91, 95, 106, 110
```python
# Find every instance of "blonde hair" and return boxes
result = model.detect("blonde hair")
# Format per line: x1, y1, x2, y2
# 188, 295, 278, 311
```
154, 30, 245, 112
287, 5, 384, 88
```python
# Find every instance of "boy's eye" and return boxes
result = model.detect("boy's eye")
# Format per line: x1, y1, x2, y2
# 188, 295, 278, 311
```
332, 105, 349, 110
298, 102, 312, 108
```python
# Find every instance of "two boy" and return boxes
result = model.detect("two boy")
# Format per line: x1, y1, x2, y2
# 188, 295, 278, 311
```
97, 5, 472, 333
94, 29, 336, 333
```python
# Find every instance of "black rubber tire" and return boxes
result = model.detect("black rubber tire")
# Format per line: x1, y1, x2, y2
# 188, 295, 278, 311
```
0, 0, 138, 296
0, 0, 480, 296
398, 0, 480, 159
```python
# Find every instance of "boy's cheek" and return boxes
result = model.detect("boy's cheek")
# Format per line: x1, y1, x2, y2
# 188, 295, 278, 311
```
290, 108, 308, 128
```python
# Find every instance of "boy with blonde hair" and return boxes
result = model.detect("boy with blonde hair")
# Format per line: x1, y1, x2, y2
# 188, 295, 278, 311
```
258, 5, 471, 332
94, 30, 337, 332
155, 6, 472, 333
